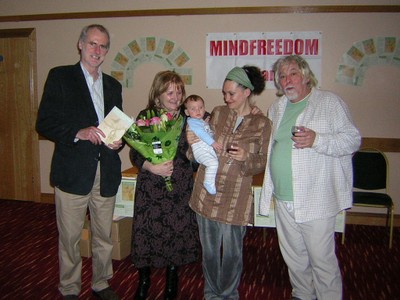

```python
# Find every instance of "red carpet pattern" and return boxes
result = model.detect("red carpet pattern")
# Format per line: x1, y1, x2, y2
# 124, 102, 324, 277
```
0, 200, 399, 300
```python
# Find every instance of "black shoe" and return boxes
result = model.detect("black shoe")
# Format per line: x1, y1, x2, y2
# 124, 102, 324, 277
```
92, 287, 119, 300
63, 295, 79, 300
164, 266, 178, 300
135, 267, 151, 300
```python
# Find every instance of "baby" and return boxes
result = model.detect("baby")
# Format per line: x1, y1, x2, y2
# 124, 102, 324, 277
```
184, 95, 222, 194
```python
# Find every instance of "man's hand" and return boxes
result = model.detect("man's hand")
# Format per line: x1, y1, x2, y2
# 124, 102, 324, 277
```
107, 139, 123, 150
76, 126, 104, 145
292, 127, 316, 149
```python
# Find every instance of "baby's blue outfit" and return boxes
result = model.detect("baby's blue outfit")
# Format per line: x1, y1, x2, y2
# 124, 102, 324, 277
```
187, 117, 218, 194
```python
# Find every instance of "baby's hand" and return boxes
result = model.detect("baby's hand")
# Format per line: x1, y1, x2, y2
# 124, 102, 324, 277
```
212, 142, 223, 153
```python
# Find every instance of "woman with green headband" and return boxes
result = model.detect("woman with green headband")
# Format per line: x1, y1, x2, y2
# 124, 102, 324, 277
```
188, 65, 271, 299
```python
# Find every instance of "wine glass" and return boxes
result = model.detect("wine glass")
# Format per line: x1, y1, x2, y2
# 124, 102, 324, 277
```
291, 126, 304, 148
226, 142, 238, 164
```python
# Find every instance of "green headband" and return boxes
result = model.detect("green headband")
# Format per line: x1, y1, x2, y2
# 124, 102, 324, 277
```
225, 67, 254, 91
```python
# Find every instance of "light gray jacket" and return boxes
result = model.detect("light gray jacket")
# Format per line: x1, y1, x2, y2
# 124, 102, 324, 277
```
260, 88, 361, 223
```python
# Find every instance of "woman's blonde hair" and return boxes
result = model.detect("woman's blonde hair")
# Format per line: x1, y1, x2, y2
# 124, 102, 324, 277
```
147, 70, 186, 109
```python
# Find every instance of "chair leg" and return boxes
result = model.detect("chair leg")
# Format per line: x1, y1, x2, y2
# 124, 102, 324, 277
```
385, 208, 390, 227
389, 206, 394, 249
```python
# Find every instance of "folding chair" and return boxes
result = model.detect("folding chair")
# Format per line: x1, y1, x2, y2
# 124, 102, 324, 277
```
352, 148, 394, 248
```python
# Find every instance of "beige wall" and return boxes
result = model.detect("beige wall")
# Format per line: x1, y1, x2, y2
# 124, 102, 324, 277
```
1, 1, 399, 215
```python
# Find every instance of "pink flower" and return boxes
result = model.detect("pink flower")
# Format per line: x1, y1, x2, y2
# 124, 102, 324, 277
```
136, 119, 147, 126
150, 116, 161, 125
166, 113, 173, 121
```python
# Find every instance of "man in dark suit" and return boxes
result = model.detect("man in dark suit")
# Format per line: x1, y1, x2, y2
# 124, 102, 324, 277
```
36, 24, 123, 300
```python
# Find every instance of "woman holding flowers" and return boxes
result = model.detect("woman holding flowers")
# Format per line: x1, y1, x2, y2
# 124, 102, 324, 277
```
188, 65, 271, 300
128, 70, 199, 300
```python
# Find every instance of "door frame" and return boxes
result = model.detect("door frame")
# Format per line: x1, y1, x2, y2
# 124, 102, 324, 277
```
0, 28, 41, 202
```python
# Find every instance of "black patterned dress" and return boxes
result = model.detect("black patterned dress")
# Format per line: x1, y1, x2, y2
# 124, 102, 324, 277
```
129, 109, 200, 268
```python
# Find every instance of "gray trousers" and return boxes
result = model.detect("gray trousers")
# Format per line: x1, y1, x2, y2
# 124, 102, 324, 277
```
275, 200, 342, 300
55, 164, 116, 296
196, 214, 247, 300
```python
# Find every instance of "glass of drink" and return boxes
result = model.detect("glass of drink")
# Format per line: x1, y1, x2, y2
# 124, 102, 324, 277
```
291, 126, 304, 148
291, 126, 305, 136
226, 142, 238, 164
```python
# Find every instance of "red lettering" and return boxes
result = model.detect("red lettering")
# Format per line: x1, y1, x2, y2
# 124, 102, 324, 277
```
228, 40, 237, 55
305, 39, 319, 55
249, 40, 257, 55
210, 41, 222, 56
262, 70, 275, 81
258, 40, 266, 55
275, 39, 283, 55
209, 37, 320, 57
239, 40, 248, 55
223, 40, 228, 56
266, 39, 274, 55
294, 39, 304, 55
283, 39, 292, 55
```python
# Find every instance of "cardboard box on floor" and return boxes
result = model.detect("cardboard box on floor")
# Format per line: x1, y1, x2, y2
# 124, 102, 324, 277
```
80, 217, 133, 260
114, 167, 138, 218
112, 217, 133, 260
80, 238, 92, 258
81, 216, 91, 240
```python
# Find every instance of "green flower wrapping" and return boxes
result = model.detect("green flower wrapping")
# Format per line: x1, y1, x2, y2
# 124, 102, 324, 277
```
123, 110, 184, 191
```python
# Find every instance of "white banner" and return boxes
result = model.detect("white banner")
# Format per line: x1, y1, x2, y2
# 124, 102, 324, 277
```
206, 31, 322, 89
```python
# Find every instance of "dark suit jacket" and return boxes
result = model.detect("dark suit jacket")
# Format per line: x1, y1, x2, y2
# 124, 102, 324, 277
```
36, 63, 123, 197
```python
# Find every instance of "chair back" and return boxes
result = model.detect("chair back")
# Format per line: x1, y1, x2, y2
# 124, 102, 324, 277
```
352, 148, 388, 191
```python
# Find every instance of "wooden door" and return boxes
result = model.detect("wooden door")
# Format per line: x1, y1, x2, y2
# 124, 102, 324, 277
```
0, 28, 40, 202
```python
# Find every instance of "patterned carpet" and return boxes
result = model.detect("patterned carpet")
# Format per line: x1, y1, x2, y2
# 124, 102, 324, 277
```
0, 200, 399, 300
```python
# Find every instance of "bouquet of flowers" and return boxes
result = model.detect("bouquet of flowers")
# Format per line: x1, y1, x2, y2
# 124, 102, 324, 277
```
123, 109, 184, 191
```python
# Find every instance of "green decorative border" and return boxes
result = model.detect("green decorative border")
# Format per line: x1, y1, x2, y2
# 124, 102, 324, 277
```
111, 36, 193, 88
336, 36, 400, 86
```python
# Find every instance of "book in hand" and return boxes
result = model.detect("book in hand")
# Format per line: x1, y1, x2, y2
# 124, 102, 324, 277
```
97, 106, 134, 145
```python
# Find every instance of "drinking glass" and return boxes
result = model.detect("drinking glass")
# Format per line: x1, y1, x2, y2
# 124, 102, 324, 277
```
226, 142, 238, 164
291, 126, 304, 148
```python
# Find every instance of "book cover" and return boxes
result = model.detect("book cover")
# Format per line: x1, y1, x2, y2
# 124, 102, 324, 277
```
98, 106, 134, 145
